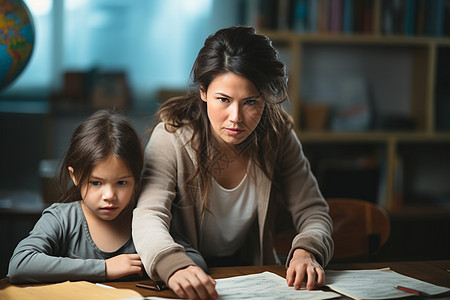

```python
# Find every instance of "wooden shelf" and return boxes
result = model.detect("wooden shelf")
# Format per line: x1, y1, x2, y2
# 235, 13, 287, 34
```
263, 31, 450, 212
263, 30, 450, 46
297, 131, 450, 143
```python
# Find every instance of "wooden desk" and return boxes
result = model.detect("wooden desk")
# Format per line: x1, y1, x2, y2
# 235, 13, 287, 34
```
105, 260, 450, 298
1, 260, 449, 299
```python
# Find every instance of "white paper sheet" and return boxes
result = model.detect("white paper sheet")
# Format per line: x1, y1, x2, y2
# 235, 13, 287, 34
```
122, 268, 450, 300
214, 271, 340, 300
326, 268, 450, 300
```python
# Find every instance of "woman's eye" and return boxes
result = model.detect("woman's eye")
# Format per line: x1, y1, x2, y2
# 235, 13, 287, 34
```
90, 181, 101, 186
117, 181, 127, 186
218, 97, 229, 103
245, 99, 256, 105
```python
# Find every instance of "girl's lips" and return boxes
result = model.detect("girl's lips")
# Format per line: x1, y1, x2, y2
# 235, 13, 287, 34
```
225, 128, 244, 135
101, 207, 118, 213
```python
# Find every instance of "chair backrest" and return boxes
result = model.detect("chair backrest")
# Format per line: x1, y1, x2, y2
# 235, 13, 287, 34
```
273, 198, 391, 263
327, 198, 390, 261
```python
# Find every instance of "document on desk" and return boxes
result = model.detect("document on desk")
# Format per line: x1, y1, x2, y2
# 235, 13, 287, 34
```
0, 280, 142, 300
215, 271, 340, 299
325, 268, 450, 300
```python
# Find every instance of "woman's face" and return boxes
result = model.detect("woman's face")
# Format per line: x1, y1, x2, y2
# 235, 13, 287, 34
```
200, 72, 265, 147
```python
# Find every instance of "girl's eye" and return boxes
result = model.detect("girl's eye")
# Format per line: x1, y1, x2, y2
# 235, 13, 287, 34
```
218, 97, 229, 103
245, 99, 256, 105
117, 181, 127, 186
90, 181, 101, 186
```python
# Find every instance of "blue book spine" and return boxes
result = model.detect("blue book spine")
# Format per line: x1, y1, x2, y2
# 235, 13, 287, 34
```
308, 0, 318, 33
404, 0, 416, 36
436, 0, 444, 36
343, 0, 354, 33
426, 0, 437, 35
293, 0, 308, 32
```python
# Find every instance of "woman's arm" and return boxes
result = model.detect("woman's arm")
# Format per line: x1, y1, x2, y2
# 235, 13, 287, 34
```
132, 123, 196, 283
278, 130, 334, 288
280, 130, 334, 265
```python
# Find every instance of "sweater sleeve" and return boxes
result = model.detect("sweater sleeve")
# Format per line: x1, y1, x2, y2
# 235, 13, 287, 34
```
280, 130, 334, 267
132, 123, 195, 283
7, 205, 105, 283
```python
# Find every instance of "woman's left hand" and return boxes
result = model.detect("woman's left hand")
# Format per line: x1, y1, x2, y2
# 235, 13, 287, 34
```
286, 248, 324, 290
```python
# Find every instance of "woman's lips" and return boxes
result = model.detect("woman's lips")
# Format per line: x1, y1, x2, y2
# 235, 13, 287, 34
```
225, 128, 244, 136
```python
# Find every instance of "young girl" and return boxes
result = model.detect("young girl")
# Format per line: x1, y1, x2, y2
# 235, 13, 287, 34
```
8, 110, 144, 283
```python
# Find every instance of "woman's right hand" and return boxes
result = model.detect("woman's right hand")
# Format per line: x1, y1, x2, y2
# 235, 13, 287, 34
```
168, 265, 218, 300
105, 254, 143, 280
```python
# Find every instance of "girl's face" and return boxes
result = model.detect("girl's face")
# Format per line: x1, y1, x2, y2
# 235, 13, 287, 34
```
200, 72, 265, 148
69, 154, 135, 222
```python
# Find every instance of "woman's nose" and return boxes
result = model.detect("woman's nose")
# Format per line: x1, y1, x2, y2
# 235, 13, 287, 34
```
229, 103, 242, 123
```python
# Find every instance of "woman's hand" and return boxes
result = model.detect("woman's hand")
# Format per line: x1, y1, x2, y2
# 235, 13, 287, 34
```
168, 265, 218, 300
286, 248, 324, 290
105, 254, 143, 280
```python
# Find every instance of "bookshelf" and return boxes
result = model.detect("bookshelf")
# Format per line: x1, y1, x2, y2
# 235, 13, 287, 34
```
253, 0, 450, 212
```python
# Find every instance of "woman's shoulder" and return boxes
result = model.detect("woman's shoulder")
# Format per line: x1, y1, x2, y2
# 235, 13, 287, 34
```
152, 121, 194, 144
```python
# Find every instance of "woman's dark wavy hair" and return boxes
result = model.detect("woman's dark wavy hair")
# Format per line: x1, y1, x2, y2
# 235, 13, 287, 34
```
154, 26, 293, 211
57, 110, 144, 216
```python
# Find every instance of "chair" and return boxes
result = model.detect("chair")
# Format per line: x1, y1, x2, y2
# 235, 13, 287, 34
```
273, 198, 390, 262
327, 198, 390, 262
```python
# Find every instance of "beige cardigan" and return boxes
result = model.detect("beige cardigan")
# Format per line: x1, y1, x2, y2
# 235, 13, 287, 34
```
132, 122, 333, 283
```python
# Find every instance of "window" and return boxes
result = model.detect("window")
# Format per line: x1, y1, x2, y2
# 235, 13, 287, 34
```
2, 0, 242, 111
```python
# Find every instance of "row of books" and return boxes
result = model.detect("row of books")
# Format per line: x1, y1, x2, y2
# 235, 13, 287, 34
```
252, 0, 450, 37
382, 0, 450, 36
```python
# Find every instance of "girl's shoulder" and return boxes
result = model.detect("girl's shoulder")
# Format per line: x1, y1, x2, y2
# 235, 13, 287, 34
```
41, 201, 83, 223
44, 201, 80, 212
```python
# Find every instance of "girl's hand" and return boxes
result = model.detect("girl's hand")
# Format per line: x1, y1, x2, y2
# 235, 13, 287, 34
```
286, 248, 324, 290
105, 254, 143, 280
168, 265, 218, 300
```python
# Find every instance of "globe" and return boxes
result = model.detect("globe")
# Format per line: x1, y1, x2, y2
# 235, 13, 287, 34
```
0, 0, 35, 91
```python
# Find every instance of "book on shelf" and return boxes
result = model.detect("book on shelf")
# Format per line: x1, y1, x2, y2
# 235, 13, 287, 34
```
403, 0, 416, 36
292, 0, 308, 32
253, 0, 450, 37
342, 0, 354, 33
330, 0, 343, 33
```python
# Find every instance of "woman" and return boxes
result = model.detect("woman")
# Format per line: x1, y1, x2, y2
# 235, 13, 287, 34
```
133, 26, 333, 300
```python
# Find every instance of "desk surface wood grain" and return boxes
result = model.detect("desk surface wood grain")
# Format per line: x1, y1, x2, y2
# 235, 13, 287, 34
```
1, 260, 448, 299
104, 260, 450, 298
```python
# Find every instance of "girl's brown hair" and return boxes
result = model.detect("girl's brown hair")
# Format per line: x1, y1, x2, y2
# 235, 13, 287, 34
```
57, 110, 144, 214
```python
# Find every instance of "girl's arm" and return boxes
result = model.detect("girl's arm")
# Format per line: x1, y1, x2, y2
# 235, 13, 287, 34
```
8, 205, 105, 283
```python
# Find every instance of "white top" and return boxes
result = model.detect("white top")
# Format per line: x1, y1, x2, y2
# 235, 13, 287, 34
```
199, 163, 261, 257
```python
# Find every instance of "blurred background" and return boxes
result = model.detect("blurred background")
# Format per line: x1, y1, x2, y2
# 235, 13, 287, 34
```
1, 0, 449, 277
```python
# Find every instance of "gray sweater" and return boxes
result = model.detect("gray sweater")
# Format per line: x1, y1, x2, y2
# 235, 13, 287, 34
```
8, 201, 136, 283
